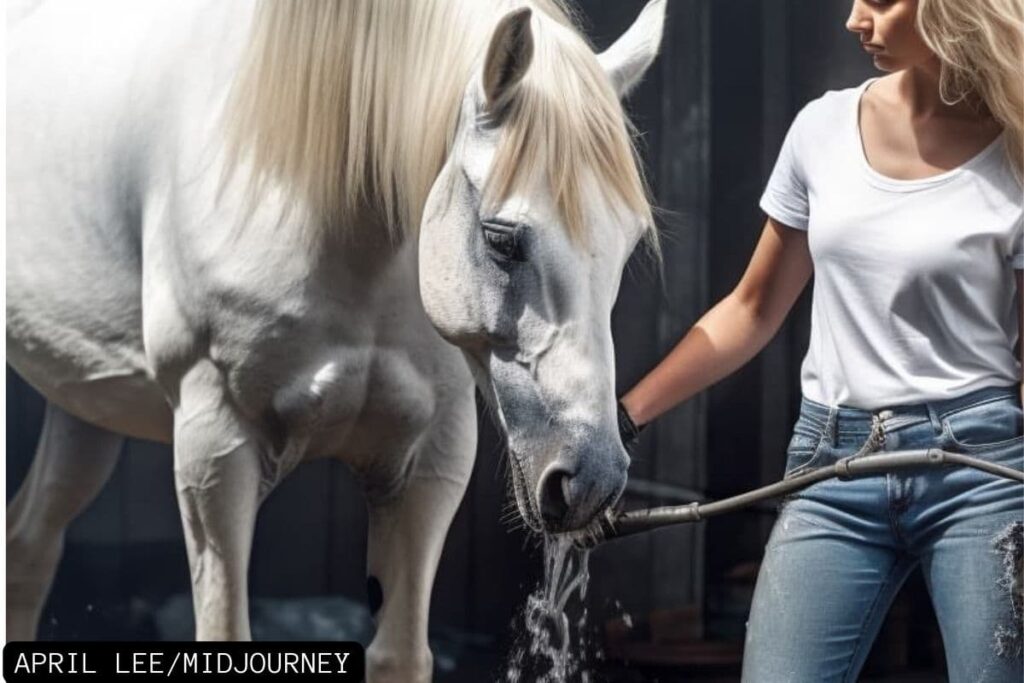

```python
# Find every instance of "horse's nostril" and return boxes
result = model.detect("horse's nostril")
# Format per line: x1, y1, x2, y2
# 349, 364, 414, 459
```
539, 467, 572, 527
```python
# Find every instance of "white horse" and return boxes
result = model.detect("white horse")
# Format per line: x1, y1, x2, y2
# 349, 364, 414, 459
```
6, 0, 665, 678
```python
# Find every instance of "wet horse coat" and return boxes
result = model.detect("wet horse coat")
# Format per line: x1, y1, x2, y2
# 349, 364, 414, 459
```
6, 0, 666, 679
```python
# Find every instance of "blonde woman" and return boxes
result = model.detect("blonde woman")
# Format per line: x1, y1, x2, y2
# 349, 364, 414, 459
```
617, 0, 1023, 679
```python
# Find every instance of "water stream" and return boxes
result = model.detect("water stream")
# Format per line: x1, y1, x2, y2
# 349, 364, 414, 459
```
505, 535, 594, 682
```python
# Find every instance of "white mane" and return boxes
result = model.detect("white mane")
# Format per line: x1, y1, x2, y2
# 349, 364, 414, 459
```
224, 0, 655, 246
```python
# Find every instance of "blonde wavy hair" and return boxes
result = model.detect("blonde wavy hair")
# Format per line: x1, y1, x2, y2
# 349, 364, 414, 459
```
917, 0, 1024, 184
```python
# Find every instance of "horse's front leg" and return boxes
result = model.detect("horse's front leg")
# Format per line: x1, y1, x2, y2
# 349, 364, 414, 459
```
364, 394, 478, 683
172, 361, 272, 641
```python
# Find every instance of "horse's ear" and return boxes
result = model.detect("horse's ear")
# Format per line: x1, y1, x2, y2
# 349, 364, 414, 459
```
482, 7, 534, 111
597, 0, 666, 98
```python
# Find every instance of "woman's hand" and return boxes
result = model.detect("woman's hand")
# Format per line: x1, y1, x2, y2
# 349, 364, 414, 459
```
621, 217, 813, 428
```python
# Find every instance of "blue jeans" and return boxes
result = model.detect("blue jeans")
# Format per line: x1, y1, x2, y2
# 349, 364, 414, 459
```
742, 385, 1024, 682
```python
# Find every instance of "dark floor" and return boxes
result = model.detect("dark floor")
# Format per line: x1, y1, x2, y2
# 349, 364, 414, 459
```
33, 543, 954, 683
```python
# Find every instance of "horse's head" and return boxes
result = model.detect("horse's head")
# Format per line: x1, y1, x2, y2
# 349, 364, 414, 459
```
419, 1, 665, 533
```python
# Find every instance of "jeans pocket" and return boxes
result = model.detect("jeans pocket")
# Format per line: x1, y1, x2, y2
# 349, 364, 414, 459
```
943, 396, 1024, 453
784, 416, 827, 479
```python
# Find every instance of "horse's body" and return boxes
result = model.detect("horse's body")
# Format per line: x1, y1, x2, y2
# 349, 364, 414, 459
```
7, 1, 665, 679
10, 0, 459, 451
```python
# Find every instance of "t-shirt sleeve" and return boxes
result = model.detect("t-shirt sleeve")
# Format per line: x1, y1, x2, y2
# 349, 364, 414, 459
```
760, 109, 810, 231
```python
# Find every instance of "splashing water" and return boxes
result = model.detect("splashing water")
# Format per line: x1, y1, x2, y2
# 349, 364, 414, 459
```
506, 535, 594, 682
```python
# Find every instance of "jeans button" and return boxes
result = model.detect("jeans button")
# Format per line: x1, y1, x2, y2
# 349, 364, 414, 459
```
878, 409, 894, 420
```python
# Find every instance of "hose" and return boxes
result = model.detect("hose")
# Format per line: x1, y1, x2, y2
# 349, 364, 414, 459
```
574, 448, 1024, 548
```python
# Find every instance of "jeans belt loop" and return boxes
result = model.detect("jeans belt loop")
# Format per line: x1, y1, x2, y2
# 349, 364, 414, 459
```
826, 405, 839, 448
925, 402, 943, 435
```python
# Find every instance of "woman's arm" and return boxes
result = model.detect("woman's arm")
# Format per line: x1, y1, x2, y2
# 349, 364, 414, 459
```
621, 217, 813, 427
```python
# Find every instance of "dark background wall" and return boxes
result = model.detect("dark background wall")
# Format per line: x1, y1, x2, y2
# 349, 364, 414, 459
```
8, 1, 947, 679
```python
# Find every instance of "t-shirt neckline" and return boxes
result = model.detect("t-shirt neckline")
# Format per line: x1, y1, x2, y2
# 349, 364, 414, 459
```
853, 77, 1005, 193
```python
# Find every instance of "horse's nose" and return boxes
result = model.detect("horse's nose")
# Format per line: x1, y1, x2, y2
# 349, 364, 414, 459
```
538, 464, 574, 528
535, 433, 630, 531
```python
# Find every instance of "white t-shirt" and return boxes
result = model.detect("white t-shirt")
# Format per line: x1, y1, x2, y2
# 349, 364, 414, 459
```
760, 77, 1023, 410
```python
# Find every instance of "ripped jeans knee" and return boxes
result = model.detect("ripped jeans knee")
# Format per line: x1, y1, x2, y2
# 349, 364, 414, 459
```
994, 521, 1023, 658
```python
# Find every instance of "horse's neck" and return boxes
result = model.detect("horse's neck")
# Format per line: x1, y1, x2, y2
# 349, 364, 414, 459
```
315, 210, 421, 295
170, 1, 429, 319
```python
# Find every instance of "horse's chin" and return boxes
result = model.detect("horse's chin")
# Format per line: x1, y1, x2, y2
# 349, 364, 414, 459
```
509, 450, 544, 534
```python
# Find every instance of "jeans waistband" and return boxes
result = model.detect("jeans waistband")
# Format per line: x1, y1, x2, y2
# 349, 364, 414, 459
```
799, 384, 1020, 433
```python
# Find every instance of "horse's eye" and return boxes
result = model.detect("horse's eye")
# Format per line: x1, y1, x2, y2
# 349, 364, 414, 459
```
483, 225, 524, 261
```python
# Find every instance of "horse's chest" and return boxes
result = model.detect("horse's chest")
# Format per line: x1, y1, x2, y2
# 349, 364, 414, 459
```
147, 201, 459, 467
267, 342, 440, 460
203, 290, 448, 467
